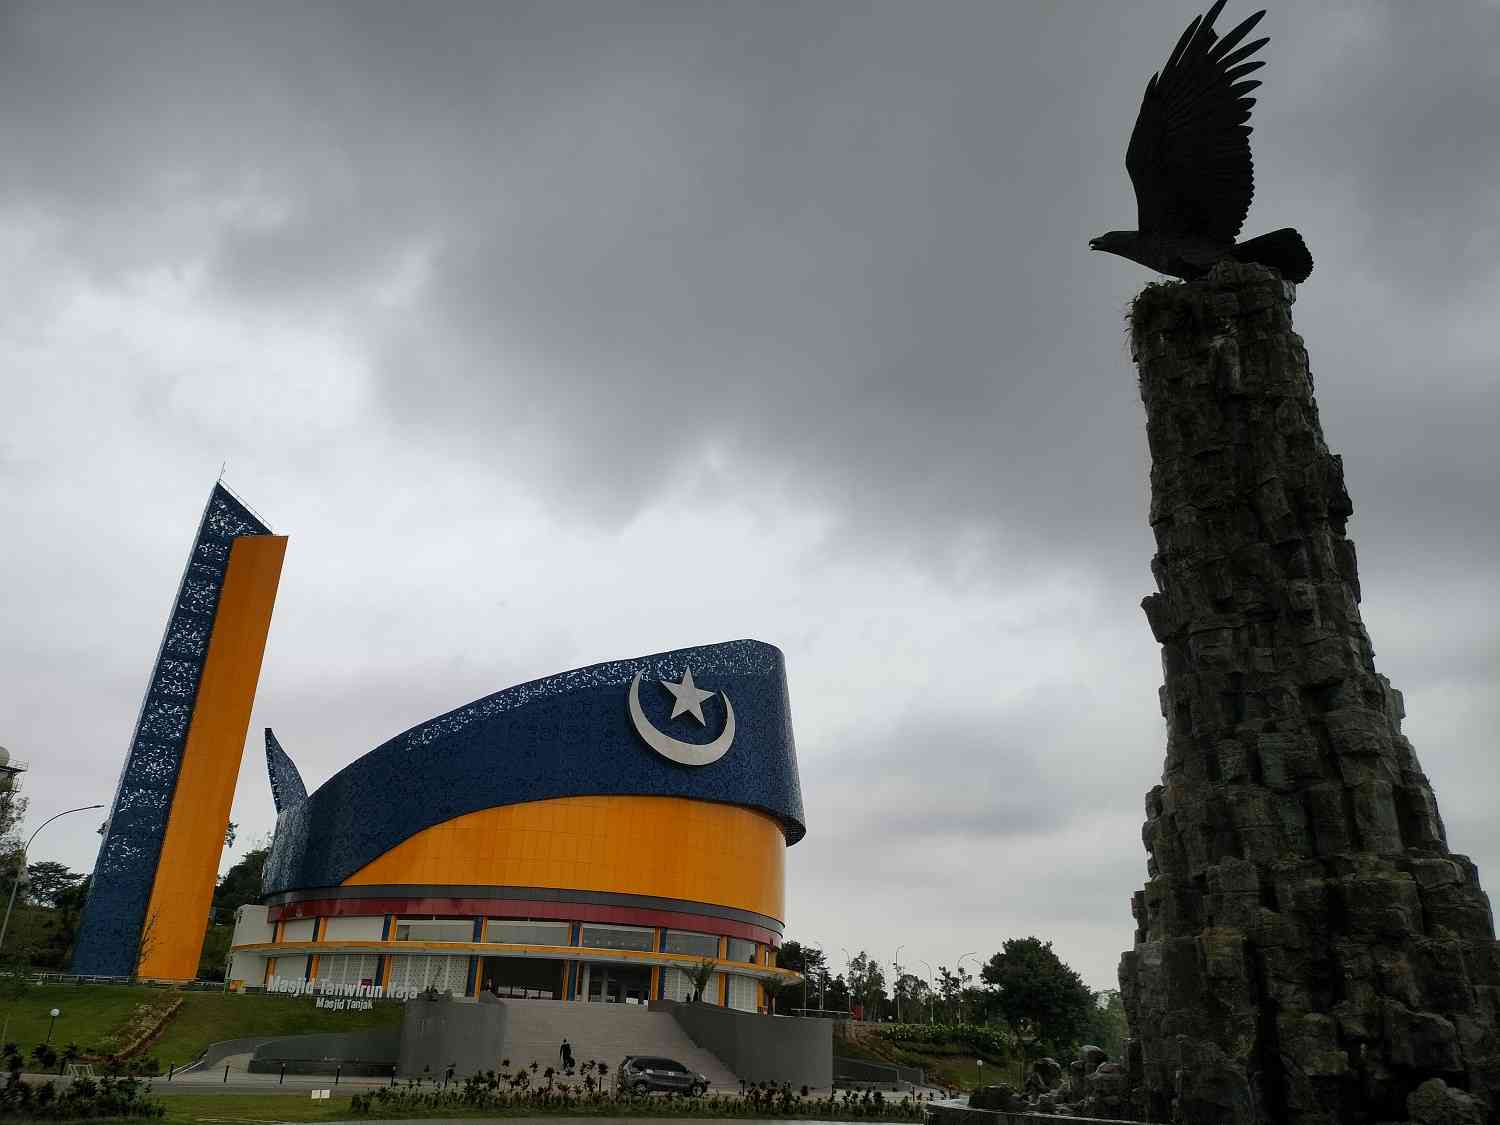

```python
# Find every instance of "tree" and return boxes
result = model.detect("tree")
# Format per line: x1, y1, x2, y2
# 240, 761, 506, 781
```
845, 951, 888, 1020
980, 937, 1094, 1055
1086, 989, 1129, 1058
223, 821, 237, 849
937, 964, 974, 1023
0, 769, 28, 887
760, 975, 786, 1015
198, 922, 232, 982
825, 973, 850, 1014
23, 861, 81, 908
776, 940, 828, 1011
209, 846, 268, 925
895, 973, 932, 1023
30, 874, 91, 970
689, 958, 716, 1003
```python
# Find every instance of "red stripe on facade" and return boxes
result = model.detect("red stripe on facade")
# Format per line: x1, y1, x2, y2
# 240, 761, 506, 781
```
267, 896, 781, 947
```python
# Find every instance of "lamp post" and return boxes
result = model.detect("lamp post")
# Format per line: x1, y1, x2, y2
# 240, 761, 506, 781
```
46, 1008, 60, 1044
808, 939, 824, 1013
894, 944, 905, 1023
840, 947, 853, 1018
0, 803, 107, 956
918, 959, 935, 1023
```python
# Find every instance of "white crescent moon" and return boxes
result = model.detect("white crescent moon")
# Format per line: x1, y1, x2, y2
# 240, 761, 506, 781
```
627, 671, 735, 767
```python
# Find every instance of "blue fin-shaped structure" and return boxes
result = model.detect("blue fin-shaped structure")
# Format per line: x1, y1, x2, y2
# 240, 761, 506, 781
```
265, 727, 307, 813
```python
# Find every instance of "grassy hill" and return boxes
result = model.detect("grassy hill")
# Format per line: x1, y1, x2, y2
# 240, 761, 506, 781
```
835, 1025, 1018, 1092
0, 983, 401, 1067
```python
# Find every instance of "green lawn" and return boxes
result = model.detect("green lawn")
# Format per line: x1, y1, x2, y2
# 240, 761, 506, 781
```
0, 984, 154, 1054
0, 984, 401, 1066
835, 1030, 1009, 1092
154, 1092, 368, 1123
149, 992, 400, 1068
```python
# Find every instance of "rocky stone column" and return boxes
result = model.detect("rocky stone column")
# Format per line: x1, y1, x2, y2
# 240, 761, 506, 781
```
1118, 262, 1500, 1125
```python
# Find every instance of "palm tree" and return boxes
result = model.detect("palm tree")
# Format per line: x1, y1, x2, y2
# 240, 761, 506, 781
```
760, 976, 786, 1015
689, 958, 716, 1003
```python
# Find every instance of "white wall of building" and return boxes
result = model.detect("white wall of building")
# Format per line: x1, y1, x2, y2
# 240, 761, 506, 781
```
281, 918, 315, 942
231, 904, 274, 946
226, 950, 267, 988
324, 915, 386, 941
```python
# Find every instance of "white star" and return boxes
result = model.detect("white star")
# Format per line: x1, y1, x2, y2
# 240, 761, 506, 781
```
660, 667, 715, 726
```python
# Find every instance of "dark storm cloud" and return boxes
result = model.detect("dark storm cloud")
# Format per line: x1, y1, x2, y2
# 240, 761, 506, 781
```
9, 2, 1491, 564
3, 1, 1498, 987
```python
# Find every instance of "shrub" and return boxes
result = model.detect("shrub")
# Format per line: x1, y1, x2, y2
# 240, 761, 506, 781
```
0, 1072, 163, 1120
874, 1022, 1009, 1057
343, 1061, 923, 1120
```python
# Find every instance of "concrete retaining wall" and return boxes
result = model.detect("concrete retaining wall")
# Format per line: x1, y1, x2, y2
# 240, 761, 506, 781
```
181, 1037, 275, 1072
247, 1029, 400, 1077
397, 995, 507, 1079
654, 999, 831, 1089
833, 1054, 925, 1088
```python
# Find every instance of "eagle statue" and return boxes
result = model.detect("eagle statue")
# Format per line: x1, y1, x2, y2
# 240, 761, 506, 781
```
1090, 1, 1313, 283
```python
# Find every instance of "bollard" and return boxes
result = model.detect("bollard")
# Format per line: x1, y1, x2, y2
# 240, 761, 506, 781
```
223, 1064, 230, 1084
279, 1063, 286, 1085
335, 1065, 341, 1086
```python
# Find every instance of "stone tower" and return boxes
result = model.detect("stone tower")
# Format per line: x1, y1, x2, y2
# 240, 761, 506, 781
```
1118, 263, 1499, 1125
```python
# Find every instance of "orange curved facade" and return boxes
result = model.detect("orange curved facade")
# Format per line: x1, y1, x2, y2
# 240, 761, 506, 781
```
344, 795, 785, 922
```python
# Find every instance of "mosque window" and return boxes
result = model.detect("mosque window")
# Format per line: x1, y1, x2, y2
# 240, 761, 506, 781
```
394, 918, 473, 943
727, 938, 756, 963
662, 930, 718, 957
580, 924, 654, 951
485, 920, 571, 946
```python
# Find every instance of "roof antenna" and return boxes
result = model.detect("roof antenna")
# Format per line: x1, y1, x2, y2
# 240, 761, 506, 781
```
218, 459, 228, 483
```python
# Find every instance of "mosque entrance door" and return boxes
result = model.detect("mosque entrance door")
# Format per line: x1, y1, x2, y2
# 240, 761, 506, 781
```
480, 956, 565, 999
582, 963, 652, 1003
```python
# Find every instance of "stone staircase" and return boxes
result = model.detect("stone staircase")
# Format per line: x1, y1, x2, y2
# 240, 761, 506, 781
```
498, 999, 738, 1090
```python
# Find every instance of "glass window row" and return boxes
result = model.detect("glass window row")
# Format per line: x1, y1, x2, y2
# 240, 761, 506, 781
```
380, 917, 756, 960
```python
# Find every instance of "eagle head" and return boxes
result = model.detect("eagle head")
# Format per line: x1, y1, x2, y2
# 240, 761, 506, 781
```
1088, 231, 1136, 254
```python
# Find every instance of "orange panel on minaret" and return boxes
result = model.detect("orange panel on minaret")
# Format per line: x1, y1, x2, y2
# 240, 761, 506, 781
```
137, 534, 286, 980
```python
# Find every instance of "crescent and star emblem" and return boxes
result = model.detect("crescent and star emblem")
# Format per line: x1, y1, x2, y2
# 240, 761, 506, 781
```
627, 667, 735, 767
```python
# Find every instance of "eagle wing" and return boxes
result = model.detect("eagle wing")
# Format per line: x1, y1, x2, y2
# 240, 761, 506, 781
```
1125, 1, 1270, 243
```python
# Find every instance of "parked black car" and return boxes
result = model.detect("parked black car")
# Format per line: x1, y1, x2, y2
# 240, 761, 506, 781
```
620, 1056, 709, 1096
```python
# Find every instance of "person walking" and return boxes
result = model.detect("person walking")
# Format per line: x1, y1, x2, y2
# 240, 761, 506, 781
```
559, 1037, 574, 1071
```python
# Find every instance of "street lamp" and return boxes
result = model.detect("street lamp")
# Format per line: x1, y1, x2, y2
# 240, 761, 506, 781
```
894, 944, 905, 1024
918, 960, 935, 1024
46, 1008, 60, 1044
0, 803, 107, 956
808, 939, 825, 1013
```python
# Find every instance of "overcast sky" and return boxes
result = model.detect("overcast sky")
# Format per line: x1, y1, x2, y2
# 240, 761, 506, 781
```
3, 1, 1498, 990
